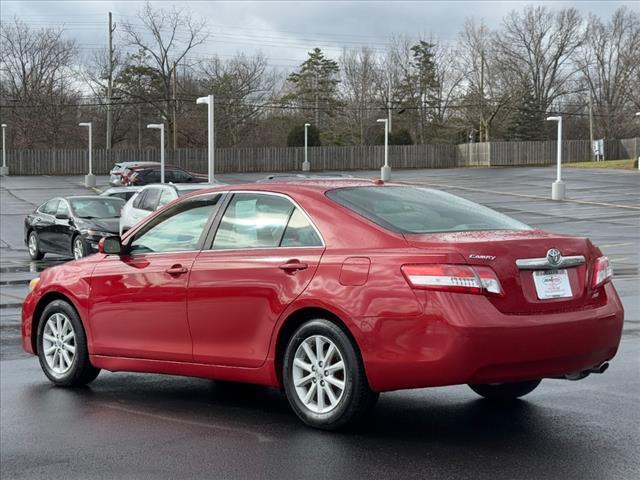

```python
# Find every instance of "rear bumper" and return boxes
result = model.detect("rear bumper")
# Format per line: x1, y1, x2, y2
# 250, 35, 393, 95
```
359, 282, 624, 392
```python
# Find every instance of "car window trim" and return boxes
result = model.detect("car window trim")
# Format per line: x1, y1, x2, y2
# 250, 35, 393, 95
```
204, 190, 325, 251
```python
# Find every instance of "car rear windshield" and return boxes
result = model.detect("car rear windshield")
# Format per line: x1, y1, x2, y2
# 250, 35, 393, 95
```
69, 198, 124, 219
326, 186, 531, 234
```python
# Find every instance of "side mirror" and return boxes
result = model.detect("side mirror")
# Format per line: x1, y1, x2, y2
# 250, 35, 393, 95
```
98, 236, 122, 255
55, 213, 69, 220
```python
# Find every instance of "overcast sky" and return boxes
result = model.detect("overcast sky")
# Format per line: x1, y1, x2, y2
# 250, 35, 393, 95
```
4, 1, 635, 71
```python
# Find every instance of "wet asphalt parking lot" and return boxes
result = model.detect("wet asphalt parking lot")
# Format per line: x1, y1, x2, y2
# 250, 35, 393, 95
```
1, 167, 639, 479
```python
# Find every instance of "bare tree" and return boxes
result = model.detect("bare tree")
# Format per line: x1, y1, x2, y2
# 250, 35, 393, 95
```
121, 1, 208, 148
577, 7, 640, 138
0, 18, 79, 147
340, 47, 380, 144
495, 6, 585, 113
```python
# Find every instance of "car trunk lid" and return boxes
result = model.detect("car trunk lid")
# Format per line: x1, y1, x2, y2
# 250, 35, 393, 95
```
404, 229, 602, 314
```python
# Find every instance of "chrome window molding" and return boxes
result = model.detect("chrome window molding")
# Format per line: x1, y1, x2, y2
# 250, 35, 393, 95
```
515, 255, 585, 270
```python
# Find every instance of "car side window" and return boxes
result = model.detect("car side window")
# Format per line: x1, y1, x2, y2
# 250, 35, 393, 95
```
132, 191, 146, 209
40, 199, 59, 215
212, 193, 295, 250
172, 169, 190, 182
157, 188, 176, 208
280, 208, 323, 247
56, 201, 70, 218
140, 188, 161, 211
129, 194, 221, 254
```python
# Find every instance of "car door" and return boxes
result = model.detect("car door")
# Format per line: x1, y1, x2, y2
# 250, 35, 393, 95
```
187, 192, 325, 367
50, 199, 74, 255
89, 193, 223, 361
34, 199, 60, 251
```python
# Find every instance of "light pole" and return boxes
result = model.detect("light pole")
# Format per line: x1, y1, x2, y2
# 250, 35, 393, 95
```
636, 112, 640, 171
147, 124, 165, 183
196, 95, 215, 183
0, 124, 7, 176
377, 118, 390, 181
546, 116, 564, 200
78, 122, 95, 187
302, 123, 311, 172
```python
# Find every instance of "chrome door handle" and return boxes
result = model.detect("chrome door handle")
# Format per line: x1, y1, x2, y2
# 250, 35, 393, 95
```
166, 264, 188, 275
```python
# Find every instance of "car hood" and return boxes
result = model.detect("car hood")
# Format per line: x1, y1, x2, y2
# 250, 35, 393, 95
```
75, 217, 120, 234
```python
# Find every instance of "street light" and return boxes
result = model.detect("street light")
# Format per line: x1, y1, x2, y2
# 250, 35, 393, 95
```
196, 95, 215, 183
377, 118, 390, 181
0, 124, 7, 176
302, 123, 311, 172
78, 122, 95, 187
147, 124, 165, 183
546, 116, 564, 200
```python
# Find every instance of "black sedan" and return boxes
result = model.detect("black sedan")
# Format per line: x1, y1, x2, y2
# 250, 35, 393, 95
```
24, 196, 125, 260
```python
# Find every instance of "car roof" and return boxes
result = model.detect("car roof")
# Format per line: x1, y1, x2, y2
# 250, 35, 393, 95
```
102, 186, 141, 193
139, 182, 222, 191
181, 178, 389, 199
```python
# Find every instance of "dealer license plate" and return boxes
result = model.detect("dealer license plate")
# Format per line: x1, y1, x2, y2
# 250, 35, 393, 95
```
533, 269, 573, 300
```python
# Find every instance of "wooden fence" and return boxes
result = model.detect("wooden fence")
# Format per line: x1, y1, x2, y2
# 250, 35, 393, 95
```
4, 138, 638, 175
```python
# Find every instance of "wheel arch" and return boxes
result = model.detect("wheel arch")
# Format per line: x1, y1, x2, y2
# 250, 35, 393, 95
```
31, 292, 82, 354
273, 306, 364, 386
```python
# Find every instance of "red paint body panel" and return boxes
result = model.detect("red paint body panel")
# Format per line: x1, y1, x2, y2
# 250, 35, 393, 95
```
186, 247, 323, 367
21, 181, 625, 394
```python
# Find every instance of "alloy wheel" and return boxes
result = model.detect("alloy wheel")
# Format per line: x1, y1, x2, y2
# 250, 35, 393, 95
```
28, 233, 38, 257
292, 335, 346, 414
73, 237, 85, 260
42, 312, 76, 377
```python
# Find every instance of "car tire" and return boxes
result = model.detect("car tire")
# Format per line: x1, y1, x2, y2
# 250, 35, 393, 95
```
283, 318, 378, 430
37, 299, 100, 387
72, 235, 86, 260
27, 231, 45, 260
468, 379, 541, 401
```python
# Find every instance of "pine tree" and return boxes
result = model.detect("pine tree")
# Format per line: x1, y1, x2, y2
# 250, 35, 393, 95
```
507, 81, 545, 141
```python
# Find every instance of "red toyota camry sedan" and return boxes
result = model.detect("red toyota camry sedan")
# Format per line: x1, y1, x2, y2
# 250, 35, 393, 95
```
22, 180, 624, 430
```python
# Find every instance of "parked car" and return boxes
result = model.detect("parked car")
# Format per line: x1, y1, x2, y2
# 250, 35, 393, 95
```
100, 186, 142, 202
24, 196, 124, 260
123, 165, 208, 186
119, 183, 221, 235
109, 162, 158, 186
22, 180, 623, 430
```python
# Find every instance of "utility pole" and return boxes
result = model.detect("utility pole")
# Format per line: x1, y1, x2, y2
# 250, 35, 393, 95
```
479, 49, 485, 143
588, 92, 594, 161
172, 61, 177, 149
106, 11, 115, 151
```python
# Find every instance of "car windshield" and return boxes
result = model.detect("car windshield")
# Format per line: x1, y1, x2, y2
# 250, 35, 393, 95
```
69, 197, 125, 219
326, 186, 531, 234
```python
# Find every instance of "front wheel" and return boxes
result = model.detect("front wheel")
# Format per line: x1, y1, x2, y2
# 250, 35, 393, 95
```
37, 299, 100, 386
283, 319, 378, 430
468, 379, 541, 401
72, 235, 86, 260
28, 231, 45, 260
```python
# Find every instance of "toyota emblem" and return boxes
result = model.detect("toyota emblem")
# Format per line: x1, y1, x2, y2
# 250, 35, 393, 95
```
546, 248, 562, 266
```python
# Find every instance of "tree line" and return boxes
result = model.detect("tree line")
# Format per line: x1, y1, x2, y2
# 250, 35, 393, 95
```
1, 2, 639, 150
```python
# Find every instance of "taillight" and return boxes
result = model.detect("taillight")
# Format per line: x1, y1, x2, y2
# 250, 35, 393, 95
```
401, 264, 504, 297
592, 256, 612, 289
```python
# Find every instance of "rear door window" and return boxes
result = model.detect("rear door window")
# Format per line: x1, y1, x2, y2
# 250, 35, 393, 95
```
212, 193, 295, 249
140, 188, 161, 211
132, 191, 147, 209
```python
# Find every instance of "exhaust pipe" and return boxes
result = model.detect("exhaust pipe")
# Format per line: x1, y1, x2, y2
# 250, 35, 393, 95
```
562, 362, 609, 381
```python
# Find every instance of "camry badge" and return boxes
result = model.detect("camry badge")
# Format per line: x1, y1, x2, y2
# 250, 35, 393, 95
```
546, 248, 562, 266
469, 254, 496, 261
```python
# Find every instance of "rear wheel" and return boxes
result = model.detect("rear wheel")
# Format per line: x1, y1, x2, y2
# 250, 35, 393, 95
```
37, 300, 100, 386
468, 379, 541, 400
283, 319, 378, 430
28, 231, 45, 260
